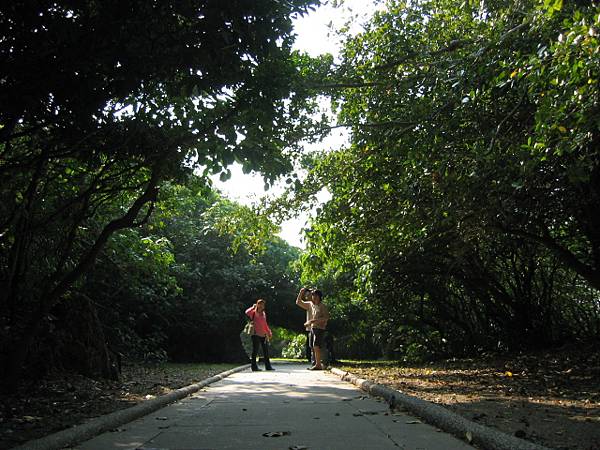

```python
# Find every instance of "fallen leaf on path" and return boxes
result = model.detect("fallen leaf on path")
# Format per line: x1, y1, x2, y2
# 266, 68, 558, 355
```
406, 420, 422, 424
263, 431, 291, 437
289, 446, 309, 450
21, 416, 40, 422
466, 431, 473, 443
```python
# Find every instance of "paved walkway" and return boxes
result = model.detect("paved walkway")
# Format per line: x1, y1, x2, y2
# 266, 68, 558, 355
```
75, 363, 473, 450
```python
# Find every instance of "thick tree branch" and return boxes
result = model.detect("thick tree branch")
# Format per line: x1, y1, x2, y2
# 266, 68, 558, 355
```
306, 81, 385, 90
43, 167, 161, 308
373, 39, 473, 72
497, 224, 600, 291
473, 23, 528, 59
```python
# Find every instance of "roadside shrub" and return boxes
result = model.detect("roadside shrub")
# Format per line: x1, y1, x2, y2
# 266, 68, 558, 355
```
282, 333, 306, 359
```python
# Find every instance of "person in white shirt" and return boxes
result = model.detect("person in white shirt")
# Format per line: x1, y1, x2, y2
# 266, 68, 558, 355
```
296, 287, 329, 370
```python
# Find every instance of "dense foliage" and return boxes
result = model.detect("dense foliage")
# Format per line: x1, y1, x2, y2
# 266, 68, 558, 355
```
0, 0, 320, 385
291, 0, 600, 359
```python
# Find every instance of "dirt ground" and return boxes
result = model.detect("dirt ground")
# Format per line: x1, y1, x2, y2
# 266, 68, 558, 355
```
340, 344, 600, 450
0, 363, 237, 449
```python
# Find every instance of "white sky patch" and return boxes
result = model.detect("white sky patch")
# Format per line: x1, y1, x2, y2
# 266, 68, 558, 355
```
293, 0, 383, 58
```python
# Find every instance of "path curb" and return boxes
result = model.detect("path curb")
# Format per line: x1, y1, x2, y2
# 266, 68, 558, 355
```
330, 367, 552, 450
13, 364, 251, 450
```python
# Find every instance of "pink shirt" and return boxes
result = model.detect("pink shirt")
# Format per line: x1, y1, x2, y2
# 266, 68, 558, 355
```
245, 306, 272, 337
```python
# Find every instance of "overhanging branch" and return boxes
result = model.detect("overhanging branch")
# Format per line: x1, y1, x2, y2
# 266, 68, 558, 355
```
495, 223, 600, 291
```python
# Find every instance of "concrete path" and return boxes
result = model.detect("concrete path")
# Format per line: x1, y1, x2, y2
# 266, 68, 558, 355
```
74, 363, 474, 450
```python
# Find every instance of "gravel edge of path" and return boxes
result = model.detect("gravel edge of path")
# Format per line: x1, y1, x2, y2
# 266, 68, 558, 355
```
329, 367, 554, 450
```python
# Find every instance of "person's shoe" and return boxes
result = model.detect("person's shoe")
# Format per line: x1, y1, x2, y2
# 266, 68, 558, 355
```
251, 366, 262, 372
265, 366, 275, 371
308, 366, 323, 371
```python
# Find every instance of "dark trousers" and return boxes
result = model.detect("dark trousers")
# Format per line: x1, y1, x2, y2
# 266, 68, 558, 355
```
251, 335, 272, 369
305, 330, 313, 364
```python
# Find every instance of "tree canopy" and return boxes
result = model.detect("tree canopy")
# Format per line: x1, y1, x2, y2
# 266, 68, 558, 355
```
289, 0, 600, 358
0, 0, 320, 385
2, 0, 600, 385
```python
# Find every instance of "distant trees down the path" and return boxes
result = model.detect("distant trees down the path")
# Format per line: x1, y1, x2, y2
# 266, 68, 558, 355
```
289, 0, 600, 359
84, 181, 304, 366
0, 0, 319, 387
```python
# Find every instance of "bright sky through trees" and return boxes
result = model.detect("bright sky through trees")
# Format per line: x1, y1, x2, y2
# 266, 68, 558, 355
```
211, 0, 380, 248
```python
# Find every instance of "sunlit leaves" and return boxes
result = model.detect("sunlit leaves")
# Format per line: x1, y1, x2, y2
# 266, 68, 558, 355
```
542, 0, 563, 18
205, 200, 280, 258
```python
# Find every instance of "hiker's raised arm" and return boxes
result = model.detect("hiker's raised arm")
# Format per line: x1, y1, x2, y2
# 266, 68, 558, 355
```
245, 304, 256, 317
296, 287, 310, 310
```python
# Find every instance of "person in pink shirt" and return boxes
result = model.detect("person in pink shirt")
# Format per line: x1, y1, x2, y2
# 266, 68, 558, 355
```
245, 299, 274, 371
